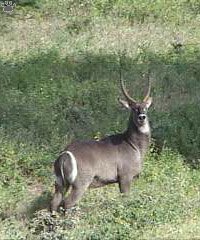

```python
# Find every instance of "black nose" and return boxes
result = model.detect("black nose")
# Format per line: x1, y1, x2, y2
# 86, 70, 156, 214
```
139, 114, 146, 120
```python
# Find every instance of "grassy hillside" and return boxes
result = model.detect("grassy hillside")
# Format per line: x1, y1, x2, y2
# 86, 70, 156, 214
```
0, 0, 200, 239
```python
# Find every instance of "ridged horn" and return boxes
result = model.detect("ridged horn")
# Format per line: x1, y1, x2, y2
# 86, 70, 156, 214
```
120, 78, 137, 104
143, 73, 151, 102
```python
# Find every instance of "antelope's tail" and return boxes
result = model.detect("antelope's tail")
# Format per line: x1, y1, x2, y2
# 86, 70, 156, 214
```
57, 151, 78, 185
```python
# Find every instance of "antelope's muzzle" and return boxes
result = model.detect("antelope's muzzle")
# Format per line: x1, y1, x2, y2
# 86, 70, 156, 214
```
138, 114, 146, 123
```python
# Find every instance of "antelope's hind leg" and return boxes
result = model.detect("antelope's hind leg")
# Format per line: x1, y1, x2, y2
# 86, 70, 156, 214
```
50, 177, 70, 214
63, 183, 90, 210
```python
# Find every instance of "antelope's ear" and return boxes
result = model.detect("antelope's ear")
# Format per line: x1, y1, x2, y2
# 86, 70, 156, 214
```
119, 98, 131, 110
144, 97, 152, 109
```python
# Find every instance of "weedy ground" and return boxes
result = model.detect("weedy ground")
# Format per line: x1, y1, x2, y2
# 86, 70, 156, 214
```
0, 0, 200, 239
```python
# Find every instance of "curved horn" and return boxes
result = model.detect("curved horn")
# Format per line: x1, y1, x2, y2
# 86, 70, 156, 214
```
119, 58, 136, 104
120, 78, 136, 104
143, 73, 151, 102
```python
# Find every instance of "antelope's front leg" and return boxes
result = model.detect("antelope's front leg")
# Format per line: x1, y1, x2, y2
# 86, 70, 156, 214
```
118, 175, 133, 195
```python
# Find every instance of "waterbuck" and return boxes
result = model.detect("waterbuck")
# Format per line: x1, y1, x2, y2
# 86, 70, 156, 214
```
50, 77, 152, 214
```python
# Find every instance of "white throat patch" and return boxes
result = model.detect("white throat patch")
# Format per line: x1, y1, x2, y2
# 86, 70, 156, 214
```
139, 122, 150, 134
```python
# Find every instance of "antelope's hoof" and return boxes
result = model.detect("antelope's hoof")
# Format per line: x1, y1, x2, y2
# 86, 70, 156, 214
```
51, 210, 57, 217
60, 206, 66, 215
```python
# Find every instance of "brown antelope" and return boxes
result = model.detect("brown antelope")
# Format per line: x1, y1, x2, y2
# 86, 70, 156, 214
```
50, 77, 152, 214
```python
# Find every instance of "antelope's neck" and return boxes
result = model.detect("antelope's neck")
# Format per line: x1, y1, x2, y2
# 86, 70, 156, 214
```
125, 118, 151, 158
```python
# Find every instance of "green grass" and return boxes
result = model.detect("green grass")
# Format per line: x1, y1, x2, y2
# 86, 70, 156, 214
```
1, 146, 200, 239
0, 0, 200, 239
